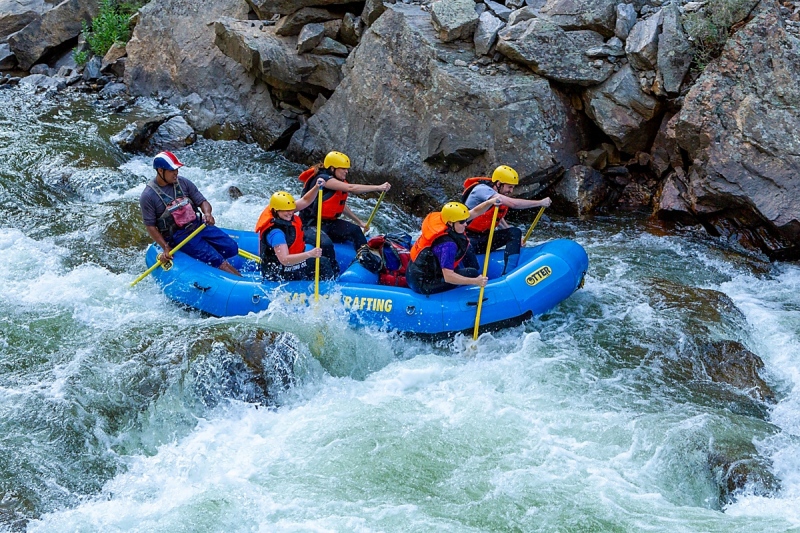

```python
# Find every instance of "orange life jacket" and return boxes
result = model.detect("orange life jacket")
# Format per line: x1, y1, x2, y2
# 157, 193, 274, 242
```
461, 177, 508, 233
255, 208, 305, 259
299, 168, 348, 223
410, 212, 469, 279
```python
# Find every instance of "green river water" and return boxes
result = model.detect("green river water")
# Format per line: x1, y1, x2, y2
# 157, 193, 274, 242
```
1, 86, 799, 532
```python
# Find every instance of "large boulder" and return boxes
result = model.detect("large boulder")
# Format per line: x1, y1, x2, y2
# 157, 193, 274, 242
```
670, 2, 800, 259
497, 17, 614, 86
214, 17, 346, 93
474, 11, 504, 56
287, 4, 582, 204
625, 9, 662, 71
430, 0, 479, 43
656, 2, 692, 94
275, 7, 342, 36
582, 64, 661, 153
125, 0, 293, 148
248, 0, 356, 17
7, 0, 98, 71
0, 0, 51, 43
537, 0, 618, 37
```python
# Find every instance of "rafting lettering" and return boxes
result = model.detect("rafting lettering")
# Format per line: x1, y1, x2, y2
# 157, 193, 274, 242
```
526, 265, 552, 286
343, 296, 393, 313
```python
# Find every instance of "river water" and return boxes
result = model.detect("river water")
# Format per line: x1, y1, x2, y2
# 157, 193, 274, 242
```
1, 87, 799, 532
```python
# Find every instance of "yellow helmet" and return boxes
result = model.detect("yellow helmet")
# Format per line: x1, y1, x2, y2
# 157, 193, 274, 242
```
492, 165, 519, 185
269, 191, 297, 211
441, 202, 470, 224
323, 151, 351, 169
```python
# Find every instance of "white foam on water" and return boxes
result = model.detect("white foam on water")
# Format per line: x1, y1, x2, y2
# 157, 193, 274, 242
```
27, 327, 796, 532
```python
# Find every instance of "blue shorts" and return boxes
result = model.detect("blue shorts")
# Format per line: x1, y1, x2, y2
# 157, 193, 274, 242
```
170, 224, 238, 268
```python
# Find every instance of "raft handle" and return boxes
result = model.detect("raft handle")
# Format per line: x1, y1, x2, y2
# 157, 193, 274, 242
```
466, 297, 489, 307
192, 282, 211, 292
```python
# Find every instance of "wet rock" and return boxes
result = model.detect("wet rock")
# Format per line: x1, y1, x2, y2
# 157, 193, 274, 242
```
700, 340, 776, 403
615, 2, 637, 39
708, 442, 780, 506
474, 11, 504, 56
82, 56, 101, 80
126, 0, 293, 149
228, 185, 243, 199
553, 164, 610, 215
111, 114, 176, 153
7, 0, 99, 71
29, 63, 51, 75
98, 81, 127, 99
150, 116, 197, 152
582, 64, 661, 153
625, 8, 662, 71
430, 0, 479, 42
538, 0, 618, 37
188, 329, 302, 407
497, 17, 614, 85
287, 4, 581, 201
18, 73, 65, 90
275, 7, 342, 36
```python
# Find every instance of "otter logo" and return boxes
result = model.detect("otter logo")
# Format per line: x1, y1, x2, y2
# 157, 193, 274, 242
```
526, 265, 552, 286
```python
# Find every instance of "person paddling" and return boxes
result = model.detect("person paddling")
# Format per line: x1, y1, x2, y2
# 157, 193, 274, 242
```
298, 151, 391, 254
406, 199, 498, 295
255, 181, 336, 282
139, 151, 241, 276
462, 165, 551, 274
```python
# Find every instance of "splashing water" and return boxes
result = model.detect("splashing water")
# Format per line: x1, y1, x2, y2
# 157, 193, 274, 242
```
1, 87, 799, 533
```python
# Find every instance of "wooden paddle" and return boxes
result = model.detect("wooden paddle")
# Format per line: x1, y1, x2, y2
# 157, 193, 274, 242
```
362, 190, 386, 234
130, 223, 206, 287
523, 207, 546, 245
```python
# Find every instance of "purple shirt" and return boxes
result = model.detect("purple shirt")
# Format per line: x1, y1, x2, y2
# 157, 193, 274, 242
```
432, 241, 458, 270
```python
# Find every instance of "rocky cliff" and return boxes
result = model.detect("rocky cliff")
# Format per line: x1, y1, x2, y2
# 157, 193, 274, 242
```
2, 0, 799, 259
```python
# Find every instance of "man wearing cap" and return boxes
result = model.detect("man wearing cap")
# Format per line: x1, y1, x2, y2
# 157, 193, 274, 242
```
462, 165, 552, 274
139, 151, 241, 276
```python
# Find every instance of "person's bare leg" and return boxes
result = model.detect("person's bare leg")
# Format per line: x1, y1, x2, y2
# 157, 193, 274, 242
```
218, 261, 242, 277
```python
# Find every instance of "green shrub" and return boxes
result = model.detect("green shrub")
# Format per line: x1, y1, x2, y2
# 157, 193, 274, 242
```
683, 0, 756, 70
73, 49, 90, 66
83, 0, 145, 57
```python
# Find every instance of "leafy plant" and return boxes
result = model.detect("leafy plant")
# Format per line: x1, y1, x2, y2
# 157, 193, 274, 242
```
73, 49, 90, 66
82, 0, 145, 57
683, 0, 756, 71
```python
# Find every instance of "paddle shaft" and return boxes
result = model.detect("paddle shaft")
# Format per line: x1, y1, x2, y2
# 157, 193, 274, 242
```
314, 187, 323, 301
238, 249, 261, 263
362, 190, 386, 233
130, 223, 206, 287
522, 207, 546, 245
472, 206, 500, 340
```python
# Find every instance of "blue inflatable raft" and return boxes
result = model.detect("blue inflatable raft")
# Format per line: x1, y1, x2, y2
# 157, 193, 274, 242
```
144, 229, 588, 336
